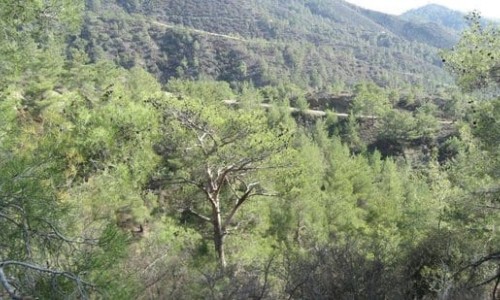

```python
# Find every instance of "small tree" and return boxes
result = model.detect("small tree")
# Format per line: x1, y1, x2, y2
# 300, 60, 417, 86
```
414, 102, 439, 140
159, 94, 292, 269
379, 110, 418, 142
352, 83, 391, 120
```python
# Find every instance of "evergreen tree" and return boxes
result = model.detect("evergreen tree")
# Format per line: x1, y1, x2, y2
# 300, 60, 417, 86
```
157, 89, 293, 269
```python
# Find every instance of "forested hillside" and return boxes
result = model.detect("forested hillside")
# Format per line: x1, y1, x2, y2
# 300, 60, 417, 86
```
401, 4, 497, 33
401, 4, 469, 32
1, 1, 499, 299
80, 0, 456, 90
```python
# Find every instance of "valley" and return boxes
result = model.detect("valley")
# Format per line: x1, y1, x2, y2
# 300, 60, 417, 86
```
1, 1, 499, 299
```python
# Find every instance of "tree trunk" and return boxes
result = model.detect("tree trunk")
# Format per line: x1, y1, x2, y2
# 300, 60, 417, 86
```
212, 205, 226, 269
214, 228, 226, 269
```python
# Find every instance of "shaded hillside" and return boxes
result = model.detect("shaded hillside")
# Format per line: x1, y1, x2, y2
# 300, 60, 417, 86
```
79, 0, 456, 90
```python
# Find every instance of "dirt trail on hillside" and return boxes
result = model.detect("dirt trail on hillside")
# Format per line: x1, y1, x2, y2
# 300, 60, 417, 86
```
223, 100, 453, 124
152, 21, 245, 41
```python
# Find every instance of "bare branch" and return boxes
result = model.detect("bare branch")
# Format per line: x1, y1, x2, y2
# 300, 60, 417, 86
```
199, 132, 208, 142
249, 191, 279, 198
0, 267, 19, 300
258, 255, 275, 300
471, 252, 500, 268
218, 129, 254, 149
0, 211, 20, 227
478, 205, 500, 210
0, 260, 95, 298
454, 251, 500, 279
7, 204, 34, 260
38, 219, 98, 245
222, 182, 260, 231
183, 208, 212, 223
213, 158, 265, 190
141, 252, 170, 274
214, 164, 239, 195
169, 178, 210, 199
238, 164, 292, 172
472, 186, 500, 195
196, 132, 210, 156
206, 164, 216, 192
470, 270, 500, 289
172, 111, 219, 155
0, 261, 90, 283
493, 274, 500, 300
226, 179, 241, 204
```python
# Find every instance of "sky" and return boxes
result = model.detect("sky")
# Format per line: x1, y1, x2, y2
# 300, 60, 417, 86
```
344, 0, 500, 19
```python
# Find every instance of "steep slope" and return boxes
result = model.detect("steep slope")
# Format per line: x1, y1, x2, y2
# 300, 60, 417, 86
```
79, 0, 456, 89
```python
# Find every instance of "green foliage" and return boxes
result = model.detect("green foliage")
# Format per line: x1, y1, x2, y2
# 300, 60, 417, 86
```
441, 12, 500, 92
414, 102, 440, 139
2, 1, 499, 298
268, 131, 327, 245
295, 95, 309, 112
352, 82, 391, 118
0, 0, 83, 87
342, 114, 366, 152
0, 48, 164, 297
379, 110, 419, 141
438, 13, 500, 296
166, 79, 235, 101
379, 104, 439, 144
0, 155, 85, 298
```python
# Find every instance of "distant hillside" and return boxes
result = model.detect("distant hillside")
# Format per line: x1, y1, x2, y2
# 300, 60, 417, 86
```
353, 5, 458, 48
79, 0, 457, 90
400, 4, 492, 32
136, 0, 458, 48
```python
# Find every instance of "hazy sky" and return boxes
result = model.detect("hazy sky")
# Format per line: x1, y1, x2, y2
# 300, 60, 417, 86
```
344, 0, 500, 19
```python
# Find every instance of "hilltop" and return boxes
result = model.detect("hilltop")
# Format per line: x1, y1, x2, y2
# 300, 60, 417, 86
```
401, 4, 496, 32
